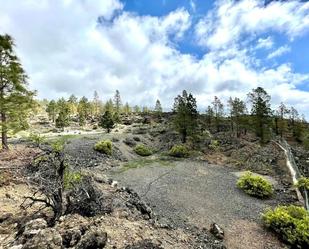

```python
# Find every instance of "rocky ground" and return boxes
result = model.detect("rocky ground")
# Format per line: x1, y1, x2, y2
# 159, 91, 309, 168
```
0, 144, 226, 249
108, 159, 291, 249
0, 120, 304, 249
292, 146, 309, 177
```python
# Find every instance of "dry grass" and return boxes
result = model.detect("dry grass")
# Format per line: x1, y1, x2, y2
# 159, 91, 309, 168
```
226, 219, 287, 249
0, 144, 41, 168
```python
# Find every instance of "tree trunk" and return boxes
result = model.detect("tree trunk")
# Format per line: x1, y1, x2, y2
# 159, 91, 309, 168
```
181, 129, 187, 143
275, 117, 279, 135
1, 112, 8, 150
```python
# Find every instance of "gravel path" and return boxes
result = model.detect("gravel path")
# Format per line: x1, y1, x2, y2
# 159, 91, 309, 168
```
108, 159, 286, 249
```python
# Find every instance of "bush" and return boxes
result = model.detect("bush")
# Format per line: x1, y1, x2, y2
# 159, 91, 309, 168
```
94, 140, 112, 155
29, 132, 45, 147
209, 139, 220, 151
237, 171, 273, 198
134, 144, 152, 156
262, 205, 309, 247
169, 145, 189, 158
64, 171, 83, 190
295, 177, 309, 191
51, 139, 66, 152
99, 111, 115, 133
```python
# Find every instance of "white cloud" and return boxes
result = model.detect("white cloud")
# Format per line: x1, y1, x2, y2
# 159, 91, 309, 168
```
195, 0, 309, 50
267, 45, 291, 59
190, 0, 196, 12
0, 0, 309, 118
256, 37, 274, 49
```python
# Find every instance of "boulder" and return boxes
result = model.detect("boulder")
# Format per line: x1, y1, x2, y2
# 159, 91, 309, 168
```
23, 218, 48, 239
60, 228, 81, 247
125, 239, 163, 249
123, 137, 136, 147
0, 213, 13, 223
22, 228, 62, 249
75, 228, 107, 249
210, 223, 224, 240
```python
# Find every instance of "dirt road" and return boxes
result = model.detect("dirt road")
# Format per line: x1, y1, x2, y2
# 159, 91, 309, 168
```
108, 159, 287, 249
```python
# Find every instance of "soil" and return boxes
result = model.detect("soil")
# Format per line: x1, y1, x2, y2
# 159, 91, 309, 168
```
108, 159, 289, 249
0, 123, 300, 249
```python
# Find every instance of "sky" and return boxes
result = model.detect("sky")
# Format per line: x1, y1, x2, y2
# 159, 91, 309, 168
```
0, 0, 309, 117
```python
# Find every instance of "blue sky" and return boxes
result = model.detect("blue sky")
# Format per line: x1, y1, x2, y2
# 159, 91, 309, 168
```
0, 0, 308, 117
121, 0, 309, 75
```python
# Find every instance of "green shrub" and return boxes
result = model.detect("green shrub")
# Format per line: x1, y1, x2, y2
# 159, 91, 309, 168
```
262, 205, 309, 247
29, 132, 45, 146
51, 139, 66, 152
237, 171, 273, 198
134, 144, 152, 156
94, 139, 112, 155
64, 171, 83, 190
169, 145, 189, 158
209, 139, 220, 151
295, 177, 309, 191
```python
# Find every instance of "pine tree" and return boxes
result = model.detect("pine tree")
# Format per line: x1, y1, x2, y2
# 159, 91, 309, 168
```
290, 109, 305, 142
113, 90, 122, 114
68, 94, 78, 116
77, 96, 90, 126
0, 34, 35, 150
212, 96, 224, 132
123, 102, 131, 114
105, 99, 114, 113
133, 105, 141, 113
276, 102, 288, 138
228, 97, 246, 137
55, 109, 70, 129
154, 99, 163, 116
99, 111, 115, 133
46, 100, 58, 123
173, 90, 198, 143
92, 90, 100, 118
248, 87, 272, 143
289, 107, 300, 139
142, 106, 149, 114
205, 105, 214, 128
55, 98, 70, 129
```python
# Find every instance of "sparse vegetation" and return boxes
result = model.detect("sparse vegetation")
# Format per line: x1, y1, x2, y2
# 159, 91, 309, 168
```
120, 158, 173, 172
237, 171, 273, 198
2, 8, 309, 249
173, 90, 198, 143
94, 139, 112, 155
23, 146, 67, 224
169, 144, 190, 158
295, 177, 309, 191
262, 205, 309, 247
64, 170, 83, 189
28, 132, 46, 147
209, 139, 220, 151
134, 144, 153, 156
99, 111, 115, 133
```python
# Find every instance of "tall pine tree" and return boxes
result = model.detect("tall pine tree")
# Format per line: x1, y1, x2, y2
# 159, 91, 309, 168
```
248, 87, 272, 143
0, 34, 35, 150
46, 100, 58, 123
212, 96, 224, 132
173, 90, 198, 143
154, 99, 163, 117
228, 97, 246, 137
113, 90, 122, 114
